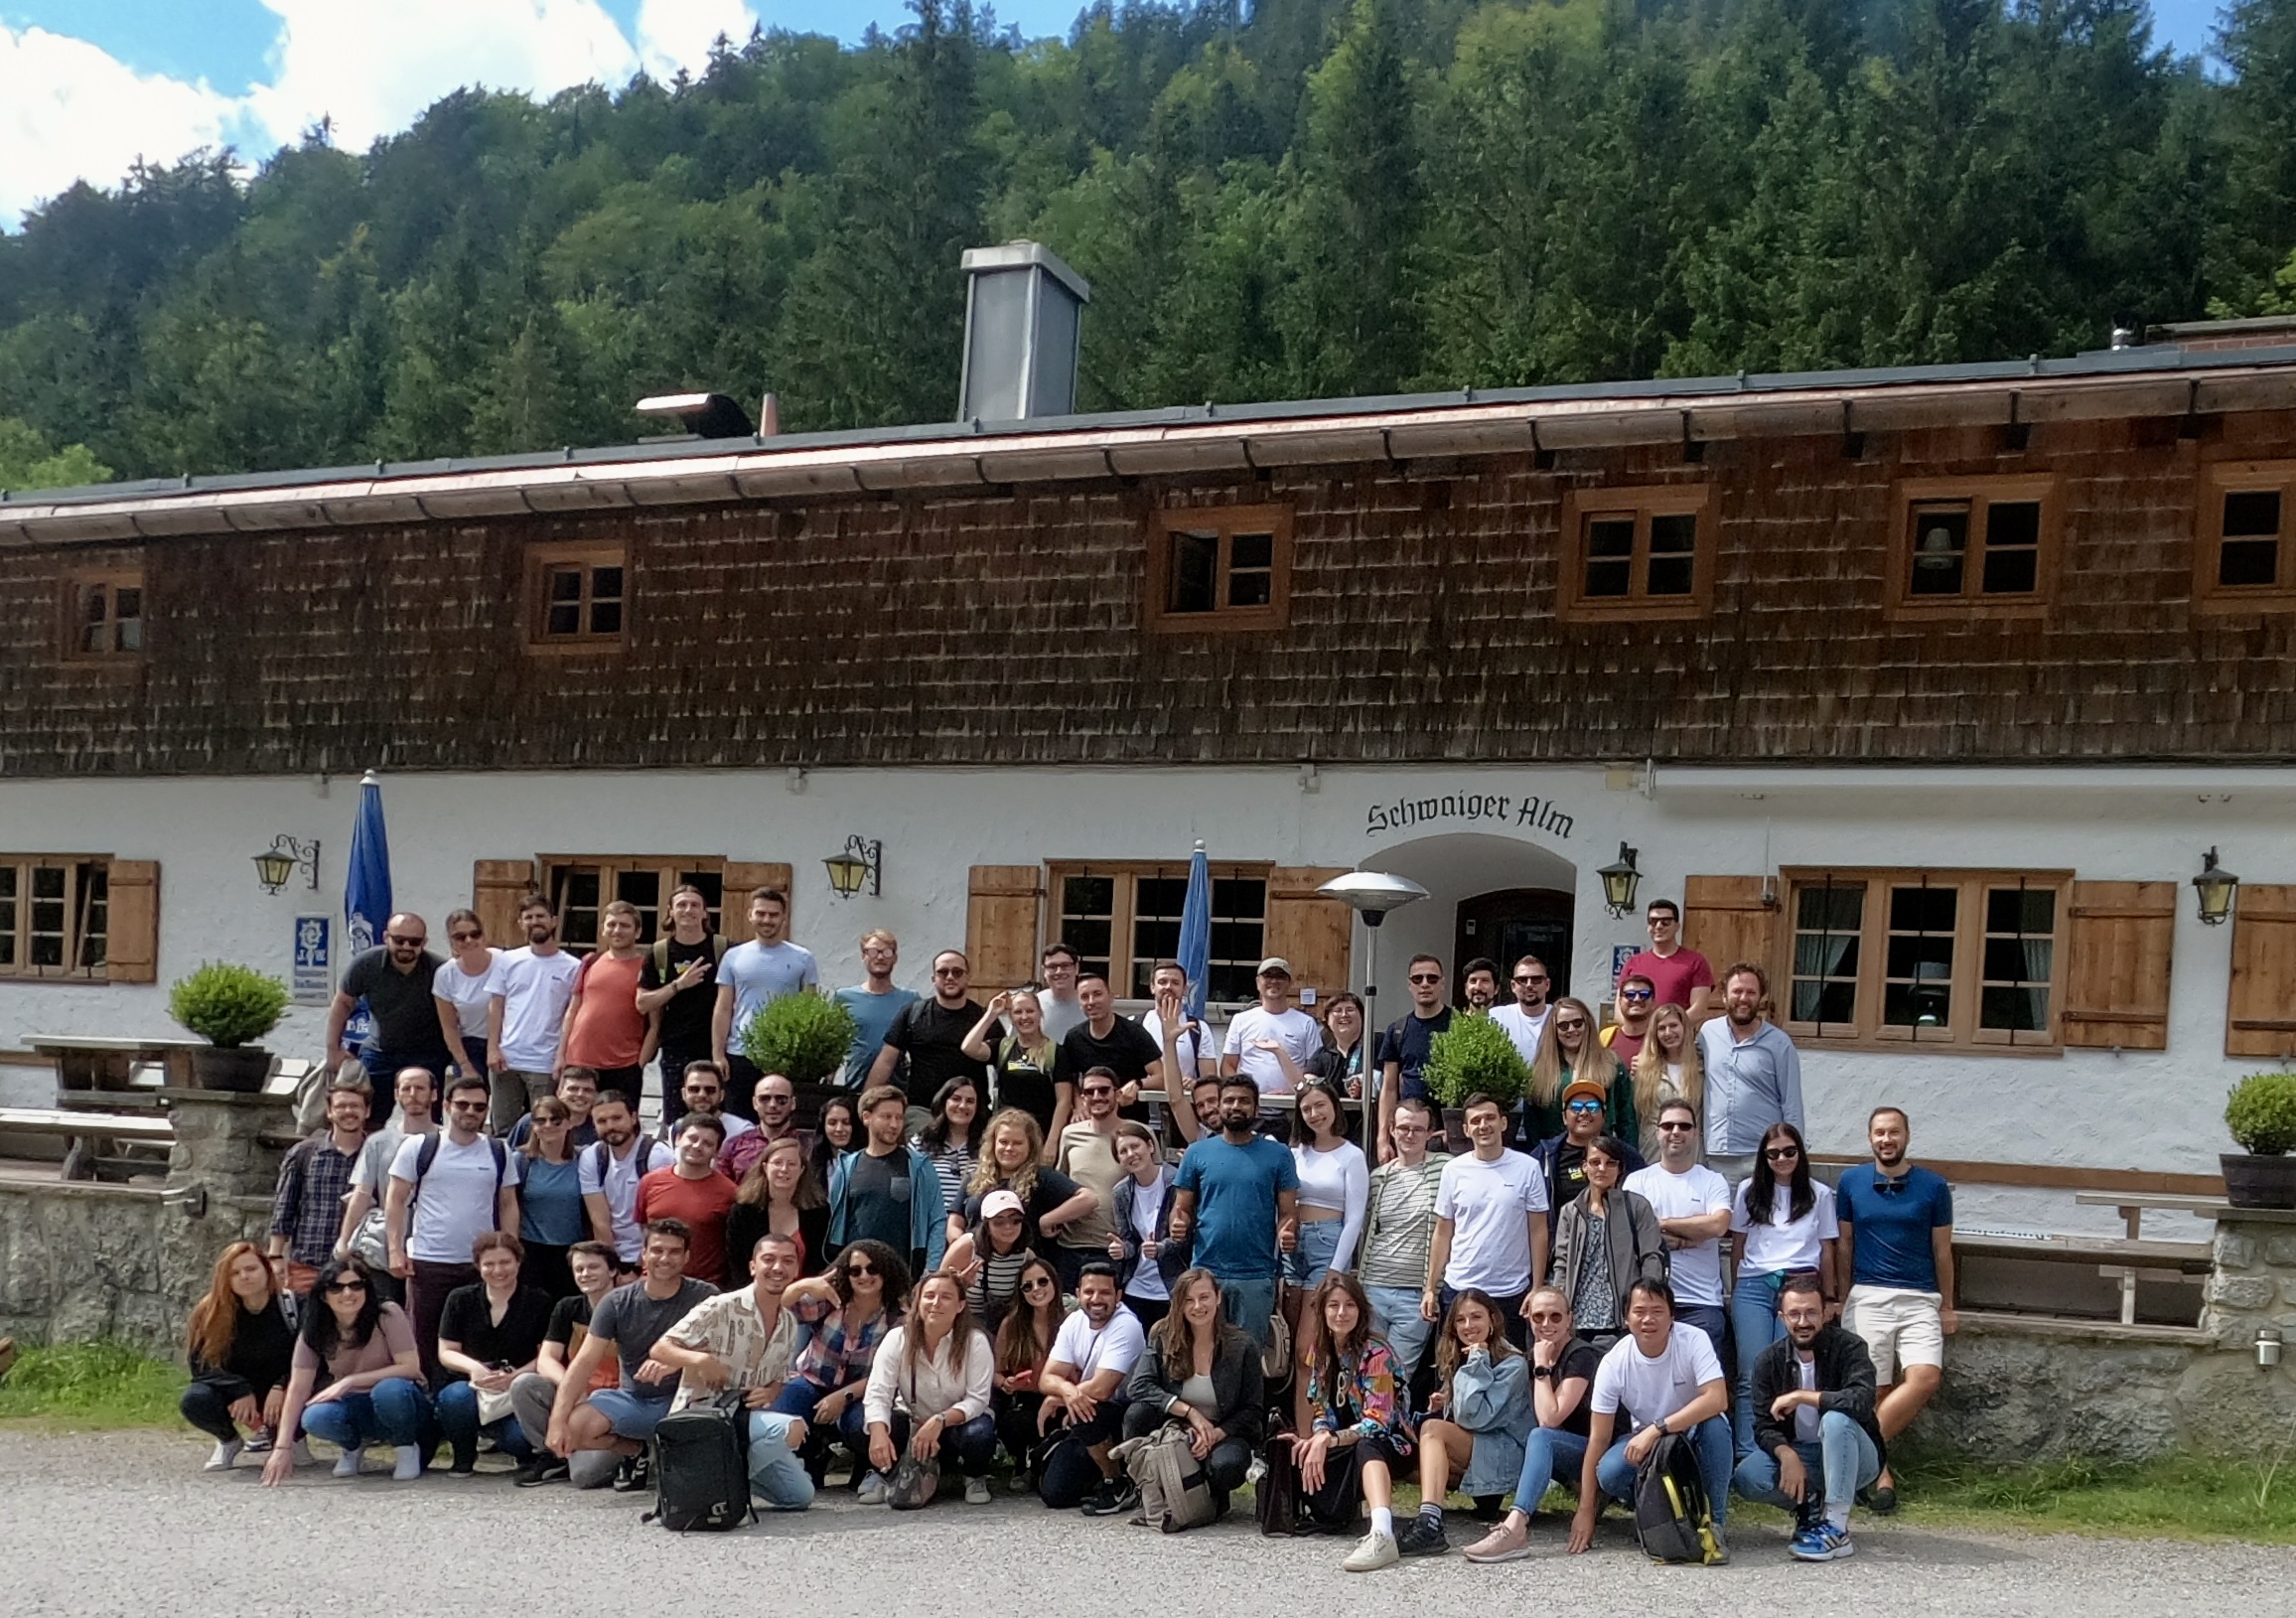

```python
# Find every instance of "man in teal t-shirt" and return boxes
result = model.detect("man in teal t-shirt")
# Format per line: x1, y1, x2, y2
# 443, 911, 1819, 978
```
1169, 1077, 1299, 1348
832, 929, 919, 1088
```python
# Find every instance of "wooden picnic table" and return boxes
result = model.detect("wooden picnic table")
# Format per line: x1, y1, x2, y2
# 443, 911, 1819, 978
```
28, 1034, 206, 1099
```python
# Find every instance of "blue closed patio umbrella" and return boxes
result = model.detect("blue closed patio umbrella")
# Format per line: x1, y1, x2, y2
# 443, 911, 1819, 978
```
342, 771, 392, 1059
1178, 839, 1211, 1019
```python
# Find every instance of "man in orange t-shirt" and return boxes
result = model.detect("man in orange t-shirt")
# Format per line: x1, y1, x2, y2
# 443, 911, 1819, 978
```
636, 1115, 738, 1286
561, 901, 657, 1093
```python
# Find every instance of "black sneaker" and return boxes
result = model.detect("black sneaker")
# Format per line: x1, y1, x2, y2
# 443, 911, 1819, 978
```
513, 1455, 570, 1488
611, 1454, 652, 1494
1081, 1478, 1141, 1517
1397, 1517, 1451, 1556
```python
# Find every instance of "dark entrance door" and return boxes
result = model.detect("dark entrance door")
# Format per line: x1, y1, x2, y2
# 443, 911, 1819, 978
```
1455, 889, 1575, 1004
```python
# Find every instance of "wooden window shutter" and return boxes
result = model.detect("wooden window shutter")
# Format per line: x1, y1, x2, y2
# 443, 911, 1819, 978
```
105, 859, 160, 983
1263, 867, 1354, 1003
967, 866, 1043, 990
2227, 884, 2296, 1059
1683, 875, 1781, 987
473, 860, 539, 948
2061, 881, 2175, 1050
722, 863, 796, 933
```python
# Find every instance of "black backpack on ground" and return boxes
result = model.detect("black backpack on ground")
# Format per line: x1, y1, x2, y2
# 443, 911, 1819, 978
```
1632, 1431, 1724, 1564
644, 1393, 754, 1532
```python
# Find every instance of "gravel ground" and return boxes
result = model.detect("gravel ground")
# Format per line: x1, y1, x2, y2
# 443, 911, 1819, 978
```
5, 1427, 2290, 1617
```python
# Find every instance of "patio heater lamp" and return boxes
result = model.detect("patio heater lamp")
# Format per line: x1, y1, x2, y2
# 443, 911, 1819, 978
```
1317, 871, 1431, 1103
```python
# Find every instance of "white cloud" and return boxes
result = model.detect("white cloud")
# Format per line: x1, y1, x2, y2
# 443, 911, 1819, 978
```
635, 0, 762, 79
246, 0, 641, 152
0, 26, 248, 222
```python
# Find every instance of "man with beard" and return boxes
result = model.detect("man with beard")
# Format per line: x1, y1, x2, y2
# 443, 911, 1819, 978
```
1489, 956, 1554, 1070
578, 1090, 667, 1272
1835, 1105, 1954, 1514
1168, 1077, 1300, 1346
488, 894, 583, 1132
324, 914, 453, 1125
1731, 1273, 1886, 1561
1461, 957, 1501, 1013
1695, 962, 1803, 1187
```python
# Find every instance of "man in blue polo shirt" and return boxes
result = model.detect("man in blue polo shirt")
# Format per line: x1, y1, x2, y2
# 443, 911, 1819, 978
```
1835, 1104, 1955, 1514
1168, 1077, 1298, 1346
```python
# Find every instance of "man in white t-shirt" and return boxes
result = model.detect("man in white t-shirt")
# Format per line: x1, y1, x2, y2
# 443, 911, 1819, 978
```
335, 1065, 438, 1305
1424, 1095, 1549, 1347
1569, 1277, 1734, 1560
488, 895, 583, 1132
1144, 958, 1215, 1086
1037, 942, 1087, 1046
711, 885, 820, 1090
1036, 1263, 1147, 1515
1624, 1098, 1734, 1358
385, 1074, 515, 1380
1220, 957, 1324, 1098
578, 1090, 668, 1268
1488, 955, 1554, 1069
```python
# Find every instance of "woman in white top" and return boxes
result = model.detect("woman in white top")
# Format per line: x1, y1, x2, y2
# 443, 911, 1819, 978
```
1286, 1079, 1369, 1432
431, 908, 501, 1081
1628, 1002, 1703, 1162
862, 1271, 999, 1505
1727, 1120, 1840, 1454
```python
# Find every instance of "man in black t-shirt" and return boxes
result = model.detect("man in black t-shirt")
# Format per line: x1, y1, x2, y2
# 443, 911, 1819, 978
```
867, 949, 989, 1100
323, 914, 453, 1123
636, 887, 730, 1117
508, 1240, 618, 1485
1053, 974, 1165, 1133
543, 1219, 718, 1490
1375, 955, 1454, 1161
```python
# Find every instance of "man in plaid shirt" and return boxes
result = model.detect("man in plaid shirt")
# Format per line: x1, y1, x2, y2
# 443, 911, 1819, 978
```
267, 1074, 371, 1294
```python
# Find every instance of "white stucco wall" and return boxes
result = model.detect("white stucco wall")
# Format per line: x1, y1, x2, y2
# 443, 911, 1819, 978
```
5, 760, 2286, 1240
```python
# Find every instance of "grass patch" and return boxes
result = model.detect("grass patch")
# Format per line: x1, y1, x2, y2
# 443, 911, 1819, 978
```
0, 1341, 188, 1430
1885, 1452, 2296, 1544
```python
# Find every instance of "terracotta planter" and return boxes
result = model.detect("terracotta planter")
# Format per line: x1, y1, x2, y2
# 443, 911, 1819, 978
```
189, 1045, 272, 1093
2223, 1152, 2296, 1210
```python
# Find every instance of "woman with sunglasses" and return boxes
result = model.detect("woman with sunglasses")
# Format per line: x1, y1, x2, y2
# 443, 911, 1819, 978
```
1728, 1120, 1840, 1453
181, 1241, 298, 1471
1546, 1134, 1666, 1353
262, 1254, 433, 1484
431, 908, 501, 1083
1523, 998, 1634, 1147
1628, 1002, 1703, 1161
774, 1239, 911, 1483
1396, 1288, 1529, 1556
509, 1096, 585, 1299
991, 1253, 1068, 1489
1460, 1286, 1604, 1561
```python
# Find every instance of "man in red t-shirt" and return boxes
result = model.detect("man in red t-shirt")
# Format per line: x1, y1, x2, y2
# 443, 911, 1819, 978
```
1615, 899, 1715, 1025
635, 1115, 738, 1286
1605, 971, 1658, 1063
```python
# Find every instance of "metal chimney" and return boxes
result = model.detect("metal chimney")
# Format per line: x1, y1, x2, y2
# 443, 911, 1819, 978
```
957, 241, 1090, 423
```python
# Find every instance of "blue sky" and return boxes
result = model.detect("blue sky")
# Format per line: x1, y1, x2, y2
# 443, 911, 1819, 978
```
0, 1, 2235, 226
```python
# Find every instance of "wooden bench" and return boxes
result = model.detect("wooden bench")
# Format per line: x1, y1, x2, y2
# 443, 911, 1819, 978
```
0, 1106, 174, 1182
1954, 1229, 2212, 1327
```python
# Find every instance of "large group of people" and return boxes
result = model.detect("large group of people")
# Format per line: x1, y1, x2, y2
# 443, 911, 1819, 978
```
186, 890, 1954, 1567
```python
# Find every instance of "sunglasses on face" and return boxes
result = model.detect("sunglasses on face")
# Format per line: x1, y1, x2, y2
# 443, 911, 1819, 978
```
449, 1100, 488, 1111
1513, 974, 1547, 985
449, 930, 482, 944
1620, 989, 1653, 1002
324, 1278, 367, 1295
1655, 1120, 1695, 1132
760, 1094, 792, 1106
845, 1262, 878, 1277
1765, 1145, 1800, 1161
1566, 1100, 1604, 1114
1023, 1277, 1056, 1293
1528, 1310, 1567, 1324
1555, 1019, 1586, 1032
386, 935, 425, 947
1408, 973, 1443, 985
1082, 1087, 1114, 1099
933, 966, 966, 977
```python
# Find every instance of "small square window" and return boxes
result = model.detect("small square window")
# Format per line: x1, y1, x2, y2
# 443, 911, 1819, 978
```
2204, 473, 2296, 603
1891, 478, 2057, 615
66, 571, 145, 661
1147, 507, 1292, 633
1557, 487, 1714, 622
527, 544, 630, 650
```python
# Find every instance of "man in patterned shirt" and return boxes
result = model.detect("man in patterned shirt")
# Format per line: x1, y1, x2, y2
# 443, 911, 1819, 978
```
651, 1232, 814, 1510
267, 1074, 371, 1294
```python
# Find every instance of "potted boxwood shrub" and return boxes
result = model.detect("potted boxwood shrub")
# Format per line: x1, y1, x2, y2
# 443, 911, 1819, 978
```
739, 990, 861, 1124
2224, 1071, 2296, 1209
168, 961, 291, 1092
1422, 1013, 1531, 1151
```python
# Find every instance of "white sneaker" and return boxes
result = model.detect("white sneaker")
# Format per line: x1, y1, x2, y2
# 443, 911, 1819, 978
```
332, 1445, 366, 1478
204, 1438, 242, 1472
856, 1470, 889, 1505
1344, 1530, 1400, 1572
391, 1447, 424, 1482
965, 1474, 992, 1505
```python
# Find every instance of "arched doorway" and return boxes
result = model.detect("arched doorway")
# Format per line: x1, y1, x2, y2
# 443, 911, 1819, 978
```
1358, 832, 1581, 1012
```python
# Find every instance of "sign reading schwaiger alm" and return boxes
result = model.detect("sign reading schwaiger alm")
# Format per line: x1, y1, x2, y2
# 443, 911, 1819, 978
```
1364, 786, 1576, 840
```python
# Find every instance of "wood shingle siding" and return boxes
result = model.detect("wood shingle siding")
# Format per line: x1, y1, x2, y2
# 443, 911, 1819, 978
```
4, 413, 2295, 777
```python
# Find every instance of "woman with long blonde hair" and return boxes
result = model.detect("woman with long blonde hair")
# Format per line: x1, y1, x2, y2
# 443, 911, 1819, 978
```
1629, 1002, 1703, 1161
1524, 997, 1631, 1145
181, 1241, 298, 1471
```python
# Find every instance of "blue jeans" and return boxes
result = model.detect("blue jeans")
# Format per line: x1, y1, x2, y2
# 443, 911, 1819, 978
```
1674, 1302, 1728, 1365
1365, 1285, 1434, 1386
434, 1380, 532, 1462
1284, 1219, 1344, 1288
1732, 1412, 1881, 1516
1511, 1426, 1591, 1518
1729, 1273, 1788, 1455
299, 1378, 435, 1462
877, 1409, 1001, 1478
1218, 1276, 1278, 1348
1594, 1414, 1734, 1530
747, 1410, 815, 1510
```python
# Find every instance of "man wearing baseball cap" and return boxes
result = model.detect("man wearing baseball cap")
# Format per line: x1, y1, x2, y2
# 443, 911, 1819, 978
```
1531, 1078, 1646, 1233
1220, 958, 1326, 1103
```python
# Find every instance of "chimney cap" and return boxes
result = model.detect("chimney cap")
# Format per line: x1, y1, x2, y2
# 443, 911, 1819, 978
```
960, 240, 1090, 304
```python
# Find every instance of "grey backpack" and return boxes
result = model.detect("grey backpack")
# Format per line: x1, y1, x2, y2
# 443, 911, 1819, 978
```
1112, 1421, 1218, 1533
